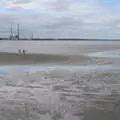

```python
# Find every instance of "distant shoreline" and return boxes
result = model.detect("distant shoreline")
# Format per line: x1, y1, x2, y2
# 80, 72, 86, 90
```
0, 38, 120, 41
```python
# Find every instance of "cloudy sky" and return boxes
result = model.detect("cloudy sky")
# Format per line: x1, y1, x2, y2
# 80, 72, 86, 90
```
0, 0, 120, 39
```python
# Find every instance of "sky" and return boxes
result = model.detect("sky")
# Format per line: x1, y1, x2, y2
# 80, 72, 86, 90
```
0, 0, 120, 39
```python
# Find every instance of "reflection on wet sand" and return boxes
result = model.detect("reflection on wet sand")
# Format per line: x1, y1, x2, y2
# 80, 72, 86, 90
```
0, 52, 69, 65
0, 67, 119, 120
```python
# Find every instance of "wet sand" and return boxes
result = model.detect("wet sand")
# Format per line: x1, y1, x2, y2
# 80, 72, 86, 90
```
0, 67, 120, 120
0, 40, 120, 66
0, 41, 120, 120
0, 42, 120, 66
0, 52, 99, 66
0, 52, 69, 65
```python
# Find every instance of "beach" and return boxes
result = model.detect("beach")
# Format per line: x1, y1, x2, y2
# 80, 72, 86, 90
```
0, 40, 120, 66
0, 41, 120, 120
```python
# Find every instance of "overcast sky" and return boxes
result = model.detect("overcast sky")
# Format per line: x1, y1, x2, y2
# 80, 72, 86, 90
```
0, 0, 120, 39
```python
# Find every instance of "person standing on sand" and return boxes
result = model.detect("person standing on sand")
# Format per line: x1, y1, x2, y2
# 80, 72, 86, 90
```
23, 49, 26, 55
18, 49, 21, 55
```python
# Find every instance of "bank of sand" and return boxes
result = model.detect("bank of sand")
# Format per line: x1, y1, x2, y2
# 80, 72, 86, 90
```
0, 52, 110, 66
0, 51, 119, 66
0, 44, 120, 66
0, 51, 97, 66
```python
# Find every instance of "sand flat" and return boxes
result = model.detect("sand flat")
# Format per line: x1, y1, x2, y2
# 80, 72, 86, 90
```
0, 44, 119, 66
0, 41, 120, 120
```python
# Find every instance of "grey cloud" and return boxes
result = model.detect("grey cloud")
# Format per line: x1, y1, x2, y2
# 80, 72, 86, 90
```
7, 6, 25, 11
50, 0, 72, 11
0, 0, 120, 39
44, 16, 83, 30
11, 0, 32, 4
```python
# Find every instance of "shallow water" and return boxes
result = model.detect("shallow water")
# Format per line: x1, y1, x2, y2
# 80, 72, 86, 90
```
0, 65, 120, 120
88, 50, 120, 58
